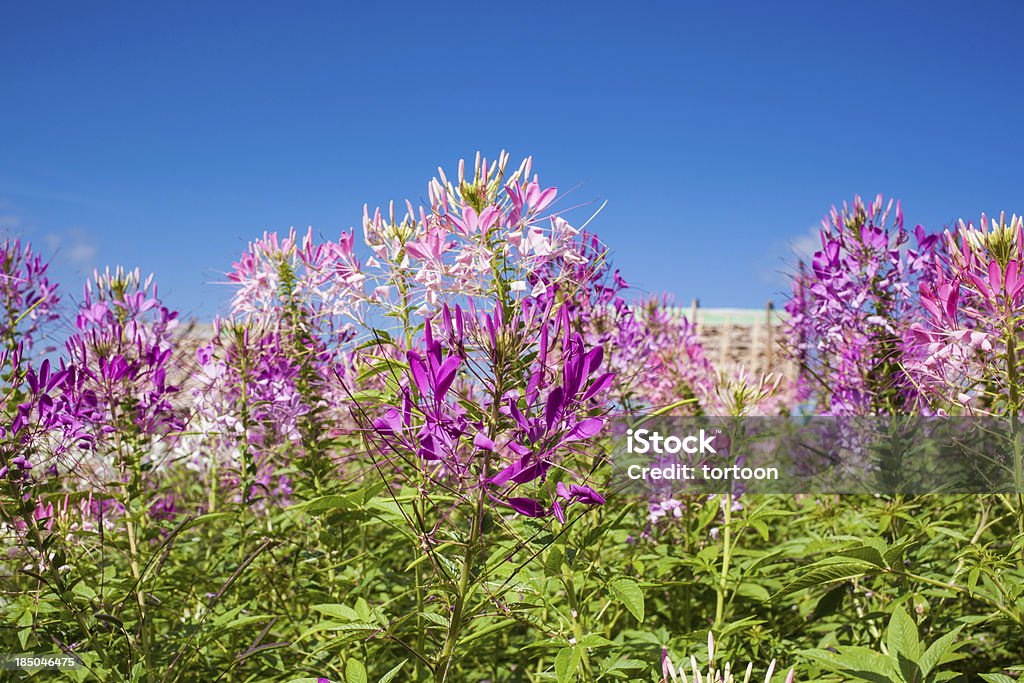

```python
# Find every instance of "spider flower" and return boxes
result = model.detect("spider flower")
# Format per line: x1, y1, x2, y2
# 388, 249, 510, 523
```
0, 238, 60, 353
662, 632, 795, 683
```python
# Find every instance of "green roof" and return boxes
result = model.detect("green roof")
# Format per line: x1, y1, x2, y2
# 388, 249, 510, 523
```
664, 306, 788, 326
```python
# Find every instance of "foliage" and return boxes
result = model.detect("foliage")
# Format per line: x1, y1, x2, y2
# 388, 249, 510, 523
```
1, 157, 1023, 682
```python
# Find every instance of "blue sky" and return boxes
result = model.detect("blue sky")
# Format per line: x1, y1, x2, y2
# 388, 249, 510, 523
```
2, 1, 1022, 320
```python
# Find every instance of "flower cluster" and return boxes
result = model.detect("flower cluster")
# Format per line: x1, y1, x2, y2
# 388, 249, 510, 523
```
631, 297, 717, 412
0, 238, 60, 353
367, 300, 611, 522
228, 226, 365, 332
785, 195, 939, 415
662, 632, 795, 683
64, 267, 184, 449
1, 348, 87, 484
904, 213, 1024, 415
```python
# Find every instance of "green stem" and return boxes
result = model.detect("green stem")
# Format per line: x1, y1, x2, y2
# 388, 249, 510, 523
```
434, 527, 477, 683
1004, 328, 1024, 546
714, 494, 733, 630
6, 478, 111, 678
434, 364, 504, 682
125, 513, 153, 683
896, 570, 1024, 631
561, 563, 594, 682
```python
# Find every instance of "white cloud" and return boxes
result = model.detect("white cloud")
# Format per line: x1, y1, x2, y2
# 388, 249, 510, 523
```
789, 225, 823, 261
757, 224, 827, 289
44, 228, 98, 268
67, 240, 98, 265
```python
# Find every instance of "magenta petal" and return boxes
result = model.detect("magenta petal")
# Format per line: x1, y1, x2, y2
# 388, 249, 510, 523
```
1012, 274, 1024, 302
489, 461, 521, 486
583, 346, 604, 376
533, 187, 557, 213
511, 459, 549, 484
563, 347, 585, 397
552, 499, 565, 524
373, 408, 402, 434
462, 205, 479, 232
407, 350, 430, 394
989, 260, 1002, 290
507, 497, 546, 517
920, 294, 943, 322
473, 431, 495, 451
566, 417, 603, 441
434, 355, 461, 399
507, 440, 531, 456
525, 181, 540, 207
424, 317, 436, 362
38, 358, 50, 388
945, 283, 960, 319
526, 369, 542, 405
967, 273, 991, 299
508, 399, 530, 431
538, 323, 549, 364
545, 386, 563, 429
582, 372, 614, 402
505, 182, 523, 207
1005, 260, 1019, 296
569, 484, 605, 505
479, 205, 502, 231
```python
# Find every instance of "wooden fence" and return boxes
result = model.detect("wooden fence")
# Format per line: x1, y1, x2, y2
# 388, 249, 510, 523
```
671, 299, 797, 379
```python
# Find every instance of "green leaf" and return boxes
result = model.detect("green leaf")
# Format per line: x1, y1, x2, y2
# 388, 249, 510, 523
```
836, 544, 887, 568
346, 659, 368, 683
919, 626, 963, 678
887, 607, 922, 662
312, 603, 359, 621
418, 611, 450, 628
294, 494, 358, 514
883, 539, 918, 567
297, 621, 379, 642
554, 647, 581, 683
290, 483, 386, 515
812, 584, 847, 619
608, 577, 645, 623
378, 660, 408, 683
577, 634, 615, 648
967, 568, 980, 595
774, 561, 876, 599
804, 646, 898, 682
545, 546, 564, 575
980, 675, 1016, 683
735, 581, 771, 603
602, 658, 648, 673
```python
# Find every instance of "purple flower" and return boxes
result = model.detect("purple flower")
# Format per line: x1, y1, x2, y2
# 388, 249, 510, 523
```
363, 302, 613, 522
0, 238, 60, 354
785, 194, 940, 415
